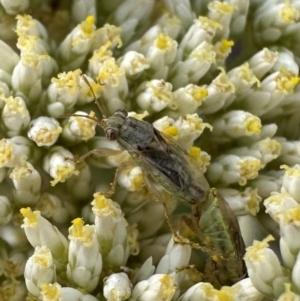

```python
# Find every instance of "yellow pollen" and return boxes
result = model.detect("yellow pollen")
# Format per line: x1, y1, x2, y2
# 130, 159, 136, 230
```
80, 15, 95, 35
245, 235, 274, 262
155, 33, 173, 50
0, 139, 13, 165
20, 207, 38, 225
50, 165, 79, 186
97, 58, 124, 87
164, 126, 178, 137
244, 116, 261, 134
92, 193, 120, 217
34, 248, 52, 267
189, 146, 201, 159
197, 16, 223, 30
219, 40, 234, 53
281, 164, 300, 177
211, 2, 237, 14
71, 218, 84, 237
279, 0, 299, 23
40, 283, 61, 300
51, 69, 82, 96
191, 87, 208, 102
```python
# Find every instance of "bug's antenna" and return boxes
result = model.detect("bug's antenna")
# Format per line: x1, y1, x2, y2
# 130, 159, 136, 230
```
82, 75, 107, 118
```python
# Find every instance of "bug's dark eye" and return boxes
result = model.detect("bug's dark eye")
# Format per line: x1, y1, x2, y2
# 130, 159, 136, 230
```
106, 128, 118, 140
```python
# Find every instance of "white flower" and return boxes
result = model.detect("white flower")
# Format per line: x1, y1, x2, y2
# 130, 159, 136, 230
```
103, 272, 132, 301
67, 218, 102, 292
20, 207, 69, 271
24, 246, 55, 297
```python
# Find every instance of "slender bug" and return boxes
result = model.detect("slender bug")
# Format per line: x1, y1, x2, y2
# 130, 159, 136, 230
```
63, 75, 247, 287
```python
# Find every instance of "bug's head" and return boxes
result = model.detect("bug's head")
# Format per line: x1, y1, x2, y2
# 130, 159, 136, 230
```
104, 109, 128, 141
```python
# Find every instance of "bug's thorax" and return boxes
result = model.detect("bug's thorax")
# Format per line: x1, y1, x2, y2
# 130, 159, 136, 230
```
104, 109, 155, 153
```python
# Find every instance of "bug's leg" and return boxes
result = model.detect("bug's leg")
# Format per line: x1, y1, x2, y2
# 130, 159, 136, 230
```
77, 148, 123, 163
141, 173, 178, 232
105, 160, 135, 197
176, 266, 204, 284
142, 173, 212, 254
203, 259, 223, 289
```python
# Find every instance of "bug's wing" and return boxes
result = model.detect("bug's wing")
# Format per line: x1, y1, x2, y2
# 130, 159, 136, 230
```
154, 129, 210, 192
141, 148, 187, 189
215, 192, 247, 275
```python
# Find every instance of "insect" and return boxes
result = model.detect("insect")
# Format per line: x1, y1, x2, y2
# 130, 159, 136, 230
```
65, 75, 247, 287
181, 188, 246, 288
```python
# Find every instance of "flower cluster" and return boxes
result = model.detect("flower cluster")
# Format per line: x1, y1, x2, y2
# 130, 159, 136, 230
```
0, 0, 300, 301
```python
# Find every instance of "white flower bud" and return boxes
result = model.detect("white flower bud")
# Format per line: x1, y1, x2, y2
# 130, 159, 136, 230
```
213, 39, 234, 67
277, 138, 300, 166
36, 192, 74, 225
171, 84, 208, 116
253, 0, 299, 44
248, 48, 279, 79
243, 70, 299, 117
207, 154, 262, 186
111, 0, 155, 45
264, 192, 298, 222
136, 79, 173, 113
43, 146, 79, 186
118, 166, 144, 192
92, 193, 129, 268
15, 15, 48, 40
211, 110, 261, 141
9, 161, 41, 206
24, 246, 55, 297
134, 257, 155, 283
163, 0, 195, 30
130, 274, 176, 301
272, 49, 299, 75
103, 272, 132, 301
227, 63, 260, 102
277, 206, 300, 269
207, 1, 237, 39
71, 0, 96, 24
67, 218, 102, 292
244, 236, 289, 299
0, 195, 13, 225
97, 57, 128, 114
177, 282, 216, 301
28, 116, 62, 147
198, 68, 235, 114
250, 171, 283, 199
20, 207, 69, 271
0, 40, 19, 86
218, 187, 261, 216
0, 136, 39, 168
47, 69, 82, 118
76, 75, 101, 106
178, 16, 222, 60
277, 283, 300, 301
57, 16, 96, 70
281, 164, 300, 203
171, 41, 215, 89
174, 114, 212, 148
40, 283, 99, 301
11, 55, 43, 104
118, 51, 150, 78
232, 277, 265, 301
146, 33, 178, 78
292, 252, 300, 292
229, 138, 282, 166
61, 111, 96, 144
156, 236, 191, 274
